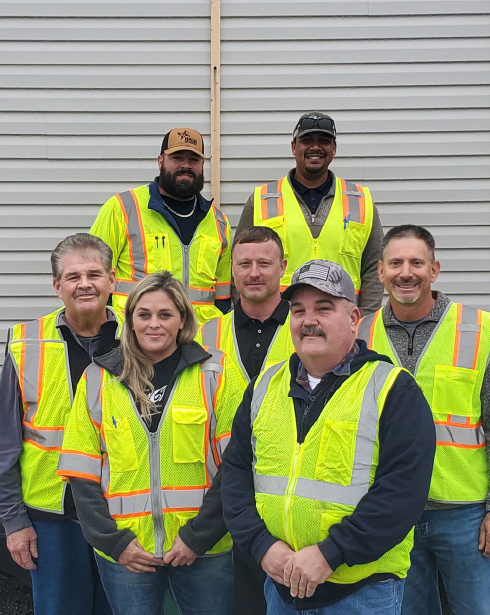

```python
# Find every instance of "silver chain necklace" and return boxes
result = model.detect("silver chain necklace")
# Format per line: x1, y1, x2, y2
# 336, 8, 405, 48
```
164, 196, 197, 218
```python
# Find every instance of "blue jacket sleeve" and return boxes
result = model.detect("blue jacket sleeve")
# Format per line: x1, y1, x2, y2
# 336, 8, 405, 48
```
0, 355, 32, 535
221, 381, 279, 564
319, 370, 436, 569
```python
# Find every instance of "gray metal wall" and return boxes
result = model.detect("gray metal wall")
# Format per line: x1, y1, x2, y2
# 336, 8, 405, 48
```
1, 0, 489, 362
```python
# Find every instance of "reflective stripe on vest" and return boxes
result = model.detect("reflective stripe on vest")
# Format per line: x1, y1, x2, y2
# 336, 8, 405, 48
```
358, 304, 485, 449
260, 178, 366, 226
251, 361, 396, 507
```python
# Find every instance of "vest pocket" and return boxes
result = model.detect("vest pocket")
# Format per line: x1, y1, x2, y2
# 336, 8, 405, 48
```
145, 233, 172, 273
104, 417, 139, 472
432, 365, 478, 416
339, 221, 366, 258
315, 420, 357, 485
172, 407, 207, 463
197, 234, 221, 280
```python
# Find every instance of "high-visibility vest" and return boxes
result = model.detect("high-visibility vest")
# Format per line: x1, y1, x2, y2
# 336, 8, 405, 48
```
8, 308, 123, 513
357, 302, 490, 504
251, 360, 413, 584
58, 348, 245, 560
196, 312, 295, 387
90, 185, 232, 324
253, 175, 373, 295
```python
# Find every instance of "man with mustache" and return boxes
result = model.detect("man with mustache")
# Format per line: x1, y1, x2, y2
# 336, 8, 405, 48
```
0, 233, 121, 615
357, 225, 490, 615
222, 259, 435, 614
236, 112, 383, 316
197, 225, 295, 615
90, 127, 232, 323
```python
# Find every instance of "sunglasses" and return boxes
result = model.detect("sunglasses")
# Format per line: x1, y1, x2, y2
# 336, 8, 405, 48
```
294, 117, 336, 137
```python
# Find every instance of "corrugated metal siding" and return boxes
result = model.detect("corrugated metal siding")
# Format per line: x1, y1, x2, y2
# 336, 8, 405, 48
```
219, 0, 490, 312
1, 0, 490, 363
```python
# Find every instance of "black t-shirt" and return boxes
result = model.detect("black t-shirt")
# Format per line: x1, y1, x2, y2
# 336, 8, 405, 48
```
234, 299, 289, 379
162, 194, 201, 246
146, 346, 182, 432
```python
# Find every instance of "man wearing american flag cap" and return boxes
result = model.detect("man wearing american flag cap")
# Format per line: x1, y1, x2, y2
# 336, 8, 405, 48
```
222, 259, 435, 615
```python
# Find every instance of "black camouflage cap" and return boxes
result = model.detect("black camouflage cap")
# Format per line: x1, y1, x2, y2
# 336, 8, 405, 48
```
282, 259, 356, 303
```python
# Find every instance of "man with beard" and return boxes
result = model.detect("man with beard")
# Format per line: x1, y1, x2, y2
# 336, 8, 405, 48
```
90, 127, 232, 323
236, 112, 383, 316
222, 259, 435, 614
357, 225, 490, 615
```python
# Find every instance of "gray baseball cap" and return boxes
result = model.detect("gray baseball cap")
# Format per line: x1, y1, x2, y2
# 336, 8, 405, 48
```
292, 112, 336, 140
282, 259, 356, 303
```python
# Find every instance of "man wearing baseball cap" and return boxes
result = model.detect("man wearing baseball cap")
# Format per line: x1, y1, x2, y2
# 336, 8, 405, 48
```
222, 259, 435, 614
90, 127, 232, 323
236, 112, 384, 316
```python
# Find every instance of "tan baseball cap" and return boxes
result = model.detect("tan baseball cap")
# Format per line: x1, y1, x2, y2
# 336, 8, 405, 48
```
161, 128, 205, 158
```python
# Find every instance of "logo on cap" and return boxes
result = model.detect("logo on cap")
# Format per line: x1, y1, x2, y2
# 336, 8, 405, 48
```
178, 130, 198, 147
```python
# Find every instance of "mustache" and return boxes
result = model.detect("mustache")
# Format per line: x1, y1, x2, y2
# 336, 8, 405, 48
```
300, 325, 326, 340
175, 169, 197, 178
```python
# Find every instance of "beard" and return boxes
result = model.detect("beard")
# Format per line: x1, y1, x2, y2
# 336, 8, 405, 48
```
158, 167, 204, 200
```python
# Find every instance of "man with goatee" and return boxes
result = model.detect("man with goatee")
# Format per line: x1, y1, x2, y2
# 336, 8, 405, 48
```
90, 127, 232, 323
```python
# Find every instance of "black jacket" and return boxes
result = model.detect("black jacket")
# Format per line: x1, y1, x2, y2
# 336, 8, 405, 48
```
222, 341, 436, 610
70, 342, 229, 561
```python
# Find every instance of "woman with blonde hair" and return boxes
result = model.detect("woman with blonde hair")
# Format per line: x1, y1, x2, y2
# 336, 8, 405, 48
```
58, 271, 244, 615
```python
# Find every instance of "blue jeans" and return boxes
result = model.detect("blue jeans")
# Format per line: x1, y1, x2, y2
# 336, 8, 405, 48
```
401, 504, 490, 615
30, 519, 111, 615
95, 551, 233, 615
264, 576, 404, 614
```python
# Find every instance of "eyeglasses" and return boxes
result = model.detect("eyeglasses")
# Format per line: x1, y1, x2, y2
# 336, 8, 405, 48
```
293, 117, 336, 138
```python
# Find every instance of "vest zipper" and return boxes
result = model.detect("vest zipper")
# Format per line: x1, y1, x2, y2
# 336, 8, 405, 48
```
149, 431, 165, 557
182, 245, 190, 290
284, 442, 303, 547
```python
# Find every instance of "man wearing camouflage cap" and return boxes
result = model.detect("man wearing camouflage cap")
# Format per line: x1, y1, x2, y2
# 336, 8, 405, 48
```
236, 112, 384, 315
222, 260, 435, 614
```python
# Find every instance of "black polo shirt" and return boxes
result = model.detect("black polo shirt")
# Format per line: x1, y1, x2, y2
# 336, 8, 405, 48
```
234, 299, 289, 379
290, 170, 334, 214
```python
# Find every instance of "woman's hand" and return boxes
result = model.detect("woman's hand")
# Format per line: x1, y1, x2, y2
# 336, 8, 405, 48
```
163, 535, 198, 567
118, 538, 165, 573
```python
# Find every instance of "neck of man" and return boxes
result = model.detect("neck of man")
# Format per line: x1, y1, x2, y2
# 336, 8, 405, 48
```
63, 309, 108, 337
240, 293, 282, 323
390, 291, 436, 322
301, 340, 356, 379
158, 185, 194, 203
293, 168, 329, 189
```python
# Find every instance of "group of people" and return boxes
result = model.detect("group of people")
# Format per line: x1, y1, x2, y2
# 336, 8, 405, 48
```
0, 112, 488, 615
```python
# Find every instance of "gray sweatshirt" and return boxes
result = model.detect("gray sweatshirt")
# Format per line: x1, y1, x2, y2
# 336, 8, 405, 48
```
236, 169, 384, 316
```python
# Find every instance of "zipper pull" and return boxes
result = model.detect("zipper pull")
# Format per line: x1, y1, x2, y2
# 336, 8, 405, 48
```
161, 235, 165, 248
155, 236, 159, 249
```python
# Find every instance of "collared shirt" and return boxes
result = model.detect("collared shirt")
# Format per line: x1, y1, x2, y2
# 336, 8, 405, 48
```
234, 299, 289, 379
296, 342, 360, 392
290, 170, 334, 215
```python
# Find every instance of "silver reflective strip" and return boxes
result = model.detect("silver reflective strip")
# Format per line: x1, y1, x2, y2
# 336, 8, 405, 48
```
202, 348, 225, 471
201, 318, 219, 349
435, 423, 485, 447
106, 487, 207, 517
342, 181, 363, 223
252, 362, 398, 507
21, 345, 41, 425
58, 451, 101, 477
214, 207, 229, 252
188, 288, 215, 304
216, 435, 231, 458
216, 283, 231, 298
449, 415, 469, 424
23, 424, 64, 449
254, 474, 288, 496
118, 190, 146, 281
231, 313, 250, 382
356, 313, 375, 345
85, 365, 104, 427
262, 181, 281, 218
456, 305, 480, 369
114, 279, 136, 295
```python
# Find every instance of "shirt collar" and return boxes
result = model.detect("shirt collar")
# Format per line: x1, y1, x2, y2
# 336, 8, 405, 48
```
234, 298, 289, 328
289, 169, 335, 197
296, 342, 360, 390
382, 291, 451, 328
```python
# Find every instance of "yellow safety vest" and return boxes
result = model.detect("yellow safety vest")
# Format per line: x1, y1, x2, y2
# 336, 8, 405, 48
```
251, 360, 413, 585
357, 302, 490, 504
90, 184, 232, 324
8, 308, 123, 513
58, 348, 245, 560
196, 311, 295, 387
253, 175, 373, 295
